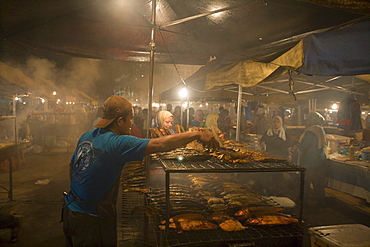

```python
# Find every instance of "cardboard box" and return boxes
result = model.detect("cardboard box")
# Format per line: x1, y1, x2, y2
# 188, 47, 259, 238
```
309, 224, 370, 247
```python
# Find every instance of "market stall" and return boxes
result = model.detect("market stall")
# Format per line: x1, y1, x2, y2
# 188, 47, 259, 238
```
120, 133, 306, 246
0, 116, 28, 201
28, 111, 86, 150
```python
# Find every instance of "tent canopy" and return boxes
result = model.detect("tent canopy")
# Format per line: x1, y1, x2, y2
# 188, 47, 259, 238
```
1, 0, 369, 65
1, 0, 369, 103
160, 18, 370, 105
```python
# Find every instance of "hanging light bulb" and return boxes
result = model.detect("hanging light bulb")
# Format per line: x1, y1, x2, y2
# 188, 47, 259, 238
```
179, 88, 187, 98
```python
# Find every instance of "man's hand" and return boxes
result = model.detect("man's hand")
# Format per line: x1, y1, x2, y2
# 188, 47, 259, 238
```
198, 131, 220, 150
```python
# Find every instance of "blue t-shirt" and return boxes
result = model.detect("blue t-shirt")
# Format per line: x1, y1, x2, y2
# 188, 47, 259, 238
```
65, 128, 150, 215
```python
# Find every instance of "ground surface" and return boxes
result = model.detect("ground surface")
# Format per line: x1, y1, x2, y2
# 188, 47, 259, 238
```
0, 149, 369, 246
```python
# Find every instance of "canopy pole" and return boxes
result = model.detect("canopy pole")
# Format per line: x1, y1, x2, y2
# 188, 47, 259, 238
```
186, 92, 190, 127
145, 0, 157, 222
8, 95, 17, 201
236, 85, 242, 142
146, 0, 156, 138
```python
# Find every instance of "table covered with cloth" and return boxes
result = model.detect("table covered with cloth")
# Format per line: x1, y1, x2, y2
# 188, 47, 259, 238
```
325, 157, 370, 202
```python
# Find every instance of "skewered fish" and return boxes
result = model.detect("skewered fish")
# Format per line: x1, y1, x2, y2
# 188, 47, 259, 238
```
148, 191, 192, 199
208, 197, 225, 205
162, 127, 173, 135
123, 187, 148, 193
131, 206, 159, 217
246, 215, 298, 225
223, 193, 260, 200
196, 190, 215, 197
175, 124, 185, 133
226, 198, 264, 206
159, 220, 218, 231
171, 200, 207, 208
219, 219, 247, 231
208, 203, 228, 211
210, 212, 234, 224
149, 128, 162, 138
167, 209, 209, 216
160, 213, 209, 224
234, 207, 285, 217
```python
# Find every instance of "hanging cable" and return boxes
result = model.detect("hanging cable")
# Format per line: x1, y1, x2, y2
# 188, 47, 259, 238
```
288, 70, 297, 101
158, 29, 207, 93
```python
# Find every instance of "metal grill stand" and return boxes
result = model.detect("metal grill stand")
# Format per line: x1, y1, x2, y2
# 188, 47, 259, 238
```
120, 154, 306, 246
159, 157, 305, 246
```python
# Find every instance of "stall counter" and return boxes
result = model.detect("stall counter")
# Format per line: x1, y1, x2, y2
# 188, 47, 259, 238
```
325, 157, 370, 202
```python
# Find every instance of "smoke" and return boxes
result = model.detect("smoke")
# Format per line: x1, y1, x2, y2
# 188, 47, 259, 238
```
22, 56, 102, 102
25, 56, 57, 82
4, 56, 102, 130
59, 58, 101, 93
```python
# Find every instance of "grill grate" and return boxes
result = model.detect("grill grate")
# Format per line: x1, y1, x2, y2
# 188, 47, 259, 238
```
121, 190, 169, 247
159, 158, 305, 173
120, 191, 153, 246
153, 223, 303, 247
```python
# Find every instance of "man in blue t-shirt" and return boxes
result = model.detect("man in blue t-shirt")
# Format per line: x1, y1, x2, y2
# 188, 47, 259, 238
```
63, 95, 218, 247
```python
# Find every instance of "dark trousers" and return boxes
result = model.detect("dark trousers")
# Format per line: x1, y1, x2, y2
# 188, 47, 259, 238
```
63, 206, 103, 247
304, 165, 326, 207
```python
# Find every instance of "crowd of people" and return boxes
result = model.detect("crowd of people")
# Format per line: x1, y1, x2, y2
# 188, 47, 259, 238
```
117, 104, 236, 139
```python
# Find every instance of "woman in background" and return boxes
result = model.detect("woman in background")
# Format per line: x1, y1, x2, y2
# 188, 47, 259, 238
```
205, 112, 221, 133
260, 116, 292, 160
191, 109, 206, 127
255, 115, 292, 196
157, 110, 175, 134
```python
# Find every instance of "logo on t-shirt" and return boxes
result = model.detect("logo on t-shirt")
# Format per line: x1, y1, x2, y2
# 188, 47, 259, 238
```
73, 140, 95, 182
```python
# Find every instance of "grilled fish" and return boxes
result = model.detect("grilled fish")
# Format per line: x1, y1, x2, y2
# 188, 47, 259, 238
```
208, 197, 225, 205
234, 207, 285, 217
124, 176, 146, 183
219, 219, 247, 231
131, 206, 158, 217
210, 212, 234, 224
196, 190, 215, 197
160, 213, 209, 224
123, 187, 148, 193
159, 220, 218, 231
246, 215, 298, 225
208, 203, 228, 211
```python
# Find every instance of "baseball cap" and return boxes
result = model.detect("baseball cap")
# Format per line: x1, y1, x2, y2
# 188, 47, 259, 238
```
94, 95, 132, 128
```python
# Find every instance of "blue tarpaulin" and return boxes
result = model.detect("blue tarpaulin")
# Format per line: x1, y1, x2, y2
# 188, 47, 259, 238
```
298, 19, 370, 76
